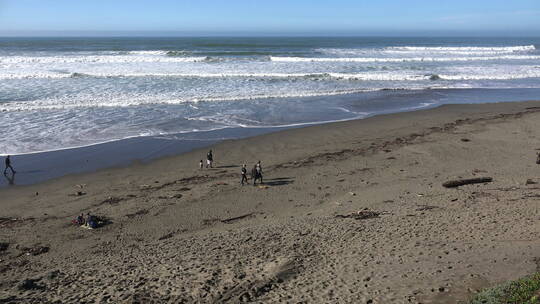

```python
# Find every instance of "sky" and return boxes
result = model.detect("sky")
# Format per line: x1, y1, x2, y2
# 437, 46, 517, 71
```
0, 0, 539, 36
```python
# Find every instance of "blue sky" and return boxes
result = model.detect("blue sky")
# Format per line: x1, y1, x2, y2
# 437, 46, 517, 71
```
0, 0, 539, 36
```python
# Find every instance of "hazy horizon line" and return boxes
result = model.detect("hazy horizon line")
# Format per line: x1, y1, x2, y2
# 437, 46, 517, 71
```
1, 30, 539, 38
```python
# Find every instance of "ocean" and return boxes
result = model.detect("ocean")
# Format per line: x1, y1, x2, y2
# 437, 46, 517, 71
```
1, 36, 540, 155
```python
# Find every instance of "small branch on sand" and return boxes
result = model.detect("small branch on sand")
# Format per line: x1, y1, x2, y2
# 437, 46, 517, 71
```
221, 213, 257, 224
442, 177, 493, 188
335, 210, 380, 220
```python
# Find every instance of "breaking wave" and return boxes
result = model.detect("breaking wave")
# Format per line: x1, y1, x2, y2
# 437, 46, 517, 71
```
2, 70, 540, 81
385, 45, 536, 52
270, 55, 540, 63
0, 55, 208, 64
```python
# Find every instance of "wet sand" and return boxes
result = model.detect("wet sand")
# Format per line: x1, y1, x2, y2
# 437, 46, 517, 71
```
1, 100, 540, 303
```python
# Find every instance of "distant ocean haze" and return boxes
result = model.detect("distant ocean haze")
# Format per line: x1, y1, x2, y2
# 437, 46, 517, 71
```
0, 37, 539, 155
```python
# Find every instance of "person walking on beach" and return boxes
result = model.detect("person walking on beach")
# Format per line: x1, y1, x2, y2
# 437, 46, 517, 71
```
206, 150, 213, 168
4, 155, 15, 175
240, 164, 248, 186
252, 161, 263, 185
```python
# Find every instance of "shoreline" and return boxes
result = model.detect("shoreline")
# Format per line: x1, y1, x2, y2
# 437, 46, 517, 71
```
1, 99, 540, 303
3, 87, 540, 188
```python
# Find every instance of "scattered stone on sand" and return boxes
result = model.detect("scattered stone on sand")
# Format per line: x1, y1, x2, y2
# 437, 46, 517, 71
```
101, 196, 123, 205
68, 191, 86, 197
0, 242, 9, 252
0, 217, 35, 228
158, 194, 182, 199
158, 232, 175, 241
21, 245, 49, 256
45, 270, 61, 280
126, 209, 149, 218
17, 279, 42, 291
460, 138, 470, 142
415, 205, 439, 211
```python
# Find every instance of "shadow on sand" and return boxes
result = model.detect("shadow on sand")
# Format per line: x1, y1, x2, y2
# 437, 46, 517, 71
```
262, 177, 294, 186
3, 172, 16, 185
216, 165, 239, 169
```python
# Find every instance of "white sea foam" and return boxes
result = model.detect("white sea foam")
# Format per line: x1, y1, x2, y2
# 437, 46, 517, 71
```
0, 71, 422, 80
127, 50, 169, 55
2, 69, 540, 81
0, 55, 207, 64
0, 87, 412, 112
385, 45, 536, 52
270, 55, 540, 63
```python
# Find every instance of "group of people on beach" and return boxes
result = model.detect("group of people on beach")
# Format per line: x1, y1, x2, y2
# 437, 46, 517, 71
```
198, 150, 263, 186
199, 150, 214, 169
73, 212, 98, 229
242, 161, 263, 186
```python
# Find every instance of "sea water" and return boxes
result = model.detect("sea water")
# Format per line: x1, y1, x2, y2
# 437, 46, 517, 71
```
1, 36, 539, 155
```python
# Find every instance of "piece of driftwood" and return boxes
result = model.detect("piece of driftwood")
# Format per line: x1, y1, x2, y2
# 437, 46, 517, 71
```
221, 213, 255, 224
336, 210, 380, 220
536, 152, 540, 164
442, 177, 493, 188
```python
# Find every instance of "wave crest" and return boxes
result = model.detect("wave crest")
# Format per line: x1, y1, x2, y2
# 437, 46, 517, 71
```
270, 55, 540, 63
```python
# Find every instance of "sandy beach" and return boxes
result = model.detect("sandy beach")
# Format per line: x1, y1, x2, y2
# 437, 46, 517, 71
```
1, 100, 540, 303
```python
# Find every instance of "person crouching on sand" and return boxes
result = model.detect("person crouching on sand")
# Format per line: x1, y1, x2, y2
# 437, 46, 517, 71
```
4, 155, 15, 175
241, 164, 248, 186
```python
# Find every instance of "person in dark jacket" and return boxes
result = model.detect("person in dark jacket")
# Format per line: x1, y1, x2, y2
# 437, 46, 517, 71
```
252, 161, 263, 185
4, 155, 15, 175
240, 164, 248, 186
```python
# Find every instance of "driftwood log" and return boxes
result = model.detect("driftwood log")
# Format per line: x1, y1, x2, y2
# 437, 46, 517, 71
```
442, 177, 493, 188
221, 213, 256, 224
536, 153, 540, 164
335, 210, 380, 220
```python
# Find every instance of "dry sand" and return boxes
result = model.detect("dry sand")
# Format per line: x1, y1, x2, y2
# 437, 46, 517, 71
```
1, 100, 540, 303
